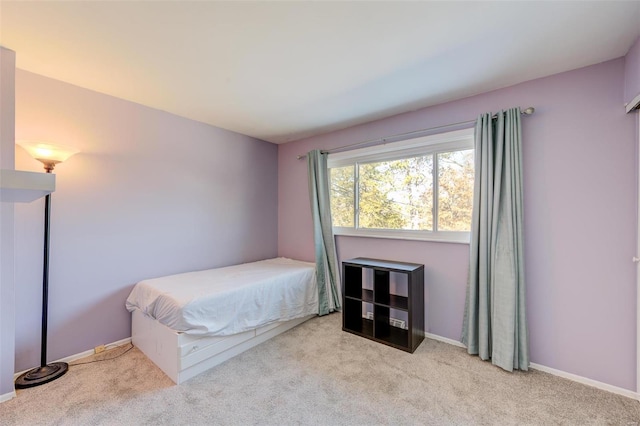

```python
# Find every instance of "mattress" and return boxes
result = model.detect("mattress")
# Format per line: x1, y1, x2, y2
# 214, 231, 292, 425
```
125, 257, 318, 336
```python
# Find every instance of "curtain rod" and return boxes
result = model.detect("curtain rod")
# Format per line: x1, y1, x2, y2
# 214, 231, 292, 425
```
296, 106, 535, 160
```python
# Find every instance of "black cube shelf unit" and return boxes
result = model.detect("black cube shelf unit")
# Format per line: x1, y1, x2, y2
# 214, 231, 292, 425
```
342, 258, 425, 353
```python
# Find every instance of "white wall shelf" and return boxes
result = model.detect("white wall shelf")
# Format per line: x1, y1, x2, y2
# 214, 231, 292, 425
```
0, 169, 55, 203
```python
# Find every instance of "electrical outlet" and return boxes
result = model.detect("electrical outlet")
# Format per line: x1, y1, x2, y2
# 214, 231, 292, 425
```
94, 345, 106, 354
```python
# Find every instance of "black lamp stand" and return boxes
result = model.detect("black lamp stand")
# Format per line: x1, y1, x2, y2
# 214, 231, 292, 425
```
15, 166, 68, 389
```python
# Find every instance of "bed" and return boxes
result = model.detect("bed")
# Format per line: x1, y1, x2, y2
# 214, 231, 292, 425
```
125, 257, 318, 384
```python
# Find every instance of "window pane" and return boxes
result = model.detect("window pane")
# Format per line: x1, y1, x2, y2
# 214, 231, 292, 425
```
438, 149, 474, 231
359, 156, 433, 230
330, 166, 355, 227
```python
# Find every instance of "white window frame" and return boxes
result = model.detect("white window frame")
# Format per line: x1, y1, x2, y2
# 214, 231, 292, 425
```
328, 128, 474, 244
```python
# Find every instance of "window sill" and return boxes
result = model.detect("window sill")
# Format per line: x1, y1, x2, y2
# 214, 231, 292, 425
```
333, 227, 470, 244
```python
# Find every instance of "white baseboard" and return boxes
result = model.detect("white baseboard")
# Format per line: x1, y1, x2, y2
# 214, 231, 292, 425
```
425, 332, 466, 348
0, 390, 16, 403
528, 362, 639, 401
13, 337, 132, 381
424, 332, 639, 401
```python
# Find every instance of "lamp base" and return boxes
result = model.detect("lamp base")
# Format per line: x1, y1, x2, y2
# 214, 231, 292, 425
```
15, 362, 68, 389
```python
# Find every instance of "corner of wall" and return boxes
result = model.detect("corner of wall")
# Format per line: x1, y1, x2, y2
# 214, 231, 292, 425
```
0, 46, 17, 397
624, 36, 640, 111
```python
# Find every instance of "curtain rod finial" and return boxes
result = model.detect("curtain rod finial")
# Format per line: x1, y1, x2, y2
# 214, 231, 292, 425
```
523, 107, 535, 115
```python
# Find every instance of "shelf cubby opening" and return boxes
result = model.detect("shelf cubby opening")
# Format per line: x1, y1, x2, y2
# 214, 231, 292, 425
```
344, 265, 363, 299
343, 299, 373, 337
388, 272, 409, 310
374, 305, 409, 348
361, 267, 374, 302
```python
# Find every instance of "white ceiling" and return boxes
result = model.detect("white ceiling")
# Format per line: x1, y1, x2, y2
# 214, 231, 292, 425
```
1, 1, 639, 144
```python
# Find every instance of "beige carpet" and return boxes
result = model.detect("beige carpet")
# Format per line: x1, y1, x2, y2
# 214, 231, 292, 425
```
1, 313, 639, 425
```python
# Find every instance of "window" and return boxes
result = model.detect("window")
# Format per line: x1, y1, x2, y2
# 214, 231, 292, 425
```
328, 128, 474, 243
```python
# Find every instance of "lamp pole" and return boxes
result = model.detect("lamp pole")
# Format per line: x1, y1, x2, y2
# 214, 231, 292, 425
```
40, 170, 51, 369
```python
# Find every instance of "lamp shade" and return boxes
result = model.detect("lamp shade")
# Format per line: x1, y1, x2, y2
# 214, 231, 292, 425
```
17, 141, 79, 172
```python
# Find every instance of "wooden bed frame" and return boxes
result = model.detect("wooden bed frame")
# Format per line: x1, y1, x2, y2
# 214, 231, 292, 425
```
132, 309, 314, 384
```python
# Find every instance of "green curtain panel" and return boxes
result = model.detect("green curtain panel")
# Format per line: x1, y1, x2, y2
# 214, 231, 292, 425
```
307, 150, 341, 315
461, 108, 529, 372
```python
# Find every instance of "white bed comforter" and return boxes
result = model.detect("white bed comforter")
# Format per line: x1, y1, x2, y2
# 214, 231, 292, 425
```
125, 258, 318, 336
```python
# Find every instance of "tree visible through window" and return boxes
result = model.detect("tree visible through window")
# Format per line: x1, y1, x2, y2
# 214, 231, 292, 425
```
359, 156, 433, 230
330, 166, 354, 227
437, 149, 474, 231
328, 129, 474, 241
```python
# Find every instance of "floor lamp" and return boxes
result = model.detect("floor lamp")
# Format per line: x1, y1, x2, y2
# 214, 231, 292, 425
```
15, 141, 79, 389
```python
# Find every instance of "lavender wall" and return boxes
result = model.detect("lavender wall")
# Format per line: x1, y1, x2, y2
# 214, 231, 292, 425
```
278, 58, 637, 391
625, 36, 640, 108
13, 70, 278, 372
0, 47, 17, 397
